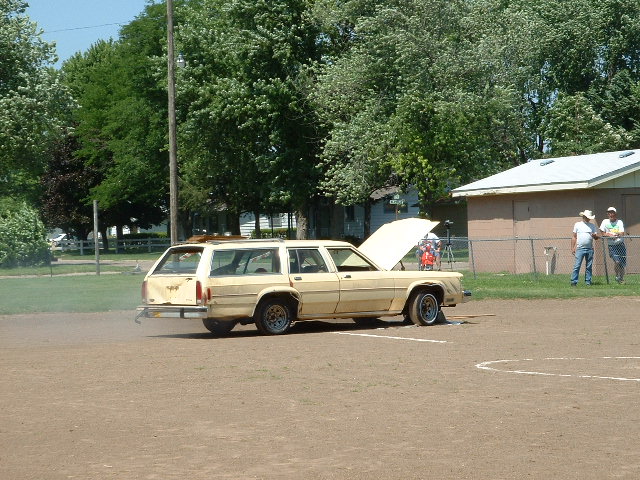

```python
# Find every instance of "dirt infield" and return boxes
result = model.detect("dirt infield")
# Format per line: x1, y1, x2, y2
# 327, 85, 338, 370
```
1, 298, 639, 479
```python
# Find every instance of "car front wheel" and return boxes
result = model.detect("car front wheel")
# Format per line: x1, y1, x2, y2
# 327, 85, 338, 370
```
409, 292, 440, 326
255, 299, 293, 335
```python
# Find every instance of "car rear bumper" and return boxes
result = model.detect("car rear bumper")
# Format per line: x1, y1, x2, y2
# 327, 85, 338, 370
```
135, 305, 208, 323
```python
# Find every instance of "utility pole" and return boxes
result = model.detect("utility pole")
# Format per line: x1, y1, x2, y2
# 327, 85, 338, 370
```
167, 0, 179, 245
93, 200, 100, 275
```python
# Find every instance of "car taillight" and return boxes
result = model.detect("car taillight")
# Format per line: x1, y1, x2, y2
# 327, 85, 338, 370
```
141, 281, 147, 303
196, 281, 203, 305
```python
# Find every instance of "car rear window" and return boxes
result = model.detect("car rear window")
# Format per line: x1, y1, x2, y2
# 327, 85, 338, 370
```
152, 246, 205, 275
210, 248, 281, 276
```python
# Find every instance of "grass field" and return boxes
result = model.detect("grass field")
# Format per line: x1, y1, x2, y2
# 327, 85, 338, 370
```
462, 271, 640, 299
0, 274, 142, 314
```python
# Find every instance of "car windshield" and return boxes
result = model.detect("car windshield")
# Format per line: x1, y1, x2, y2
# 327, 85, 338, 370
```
327, 248, 378, 272
152, 246, 205, 275
210, 248, 281, 276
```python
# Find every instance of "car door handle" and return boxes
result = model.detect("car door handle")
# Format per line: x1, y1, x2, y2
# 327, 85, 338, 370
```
343, 274, 351, 278
294, 276, 302, 280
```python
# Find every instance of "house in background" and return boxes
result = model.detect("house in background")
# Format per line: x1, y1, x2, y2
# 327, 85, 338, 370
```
452, 149, 640, 274
239, 212, 296, 237
311, 187, 467, 243
153, 187, 466, 242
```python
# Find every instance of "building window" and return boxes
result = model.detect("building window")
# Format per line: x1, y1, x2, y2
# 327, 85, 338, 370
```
345, 205, 355, 222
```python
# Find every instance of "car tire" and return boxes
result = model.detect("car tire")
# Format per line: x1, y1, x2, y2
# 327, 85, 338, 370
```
408, 291, 440, 326
255, 298, 293, 335
202, 319, 237, 335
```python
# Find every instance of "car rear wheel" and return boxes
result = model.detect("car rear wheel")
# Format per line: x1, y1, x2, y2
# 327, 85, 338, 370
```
255, 299, 292, 335
409, 291, 440, 326
202, 319, 237, 335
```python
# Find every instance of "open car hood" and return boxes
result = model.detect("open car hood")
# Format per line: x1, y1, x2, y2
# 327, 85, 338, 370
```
358, 218, 439, 270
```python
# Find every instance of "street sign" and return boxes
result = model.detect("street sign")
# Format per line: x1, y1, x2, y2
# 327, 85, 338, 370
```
389, 199, 405, 205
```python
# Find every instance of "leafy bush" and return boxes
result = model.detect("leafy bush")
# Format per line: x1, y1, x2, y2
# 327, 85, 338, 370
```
0, 201, 51, 267
123, 232, 168, 239
250, 228, 297, 239
117, 231, 168, 246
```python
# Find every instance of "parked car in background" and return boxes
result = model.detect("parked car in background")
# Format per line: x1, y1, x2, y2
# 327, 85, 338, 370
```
49, 233, 69, 250
136, 219, 471, 335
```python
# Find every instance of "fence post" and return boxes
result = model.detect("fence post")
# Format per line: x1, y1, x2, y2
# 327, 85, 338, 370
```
148, 237, 152, 253
469, 238, 476, 279
530, 238, 537, 279
601, 238, 610, 284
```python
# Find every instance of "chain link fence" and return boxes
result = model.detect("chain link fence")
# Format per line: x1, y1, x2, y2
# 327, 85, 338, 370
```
412, 236, 639, 284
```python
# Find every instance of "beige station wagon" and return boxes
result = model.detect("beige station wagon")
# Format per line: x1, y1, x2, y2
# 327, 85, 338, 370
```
136, 219, 471, 335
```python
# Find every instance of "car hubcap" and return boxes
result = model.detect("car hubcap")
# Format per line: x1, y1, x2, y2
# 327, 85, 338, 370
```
420, 296, 437, 322
266, 305, 288, 330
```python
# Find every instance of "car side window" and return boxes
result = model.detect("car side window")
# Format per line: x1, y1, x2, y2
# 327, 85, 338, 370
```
288, 249, 328, 274
327, 248, 377, 272
210, 248, 280, 276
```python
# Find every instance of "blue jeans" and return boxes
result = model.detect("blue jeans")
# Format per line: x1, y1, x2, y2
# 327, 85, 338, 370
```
571, 247, 593, 285
608, 243, 627, 268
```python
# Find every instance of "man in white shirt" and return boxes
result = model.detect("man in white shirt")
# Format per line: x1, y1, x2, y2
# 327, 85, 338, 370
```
599, 206, 626, 284
570, 209, 599, 286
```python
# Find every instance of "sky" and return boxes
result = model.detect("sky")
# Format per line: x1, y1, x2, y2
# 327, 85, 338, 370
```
26, 0, 151, 67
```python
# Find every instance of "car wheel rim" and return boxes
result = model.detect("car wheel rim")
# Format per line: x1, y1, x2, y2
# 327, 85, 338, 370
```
419, 295, 437, 322
265, 305, 288, 330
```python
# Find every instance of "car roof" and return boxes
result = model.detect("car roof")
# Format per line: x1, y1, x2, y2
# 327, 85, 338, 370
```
177, 239, 354, 249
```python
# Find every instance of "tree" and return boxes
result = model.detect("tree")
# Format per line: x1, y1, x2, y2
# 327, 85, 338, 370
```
543, 93, 631, 155
60, 7, 170, 246
0, 198, 50, 267
312, 0, 524, 218
0, 0, 71, 202
178, 0, 325, 238
467, 0, 640, 157
39, 131, 98, 239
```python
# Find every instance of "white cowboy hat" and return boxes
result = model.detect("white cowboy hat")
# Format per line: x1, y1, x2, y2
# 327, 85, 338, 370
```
579, 209, 595, 220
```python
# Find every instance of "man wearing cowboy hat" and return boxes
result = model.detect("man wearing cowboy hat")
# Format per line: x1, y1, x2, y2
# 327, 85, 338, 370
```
570, 209, 599, 286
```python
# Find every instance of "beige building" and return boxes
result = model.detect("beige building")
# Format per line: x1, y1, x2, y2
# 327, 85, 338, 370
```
452, 149, 640, 274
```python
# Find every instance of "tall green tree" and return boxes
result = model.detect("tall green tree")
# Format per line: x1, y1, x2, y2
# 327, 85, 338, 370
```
542, 93, 631, 155
39, 131, 99, 239
178, 0, 324, 237
468, 0, 640, 156
312, 0, 523, 217
0, 0, 71, 202
60, 4, 170, 244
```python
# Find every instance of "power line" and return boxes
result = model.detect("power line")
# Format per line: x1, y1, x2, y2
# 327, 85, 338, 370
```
43, 22, 126, 34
